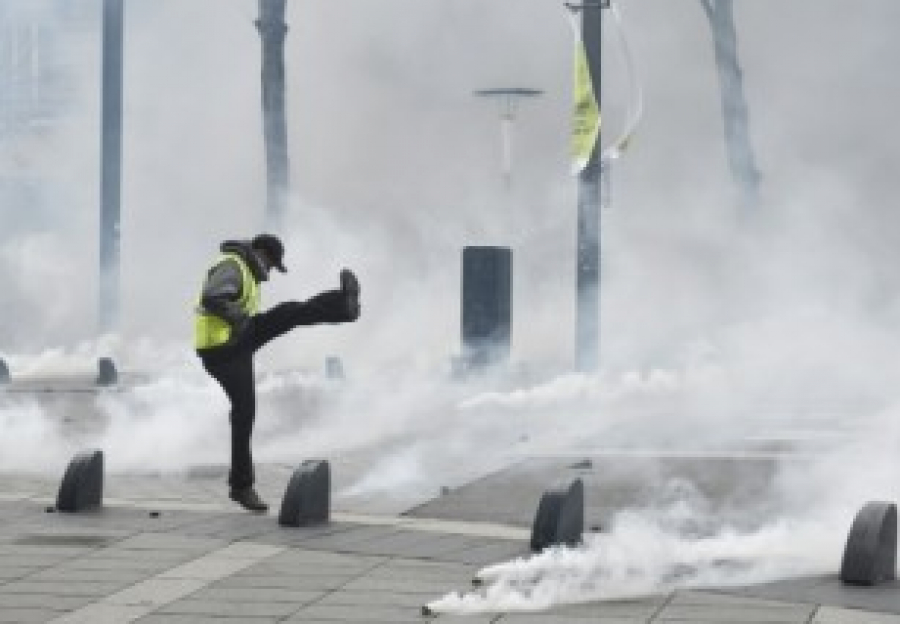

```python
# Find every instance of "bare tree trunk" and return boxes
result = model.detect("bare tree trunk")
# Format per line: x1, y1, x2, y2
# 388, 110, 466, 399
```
256, 0, 289, 233
701, 0, 761, 214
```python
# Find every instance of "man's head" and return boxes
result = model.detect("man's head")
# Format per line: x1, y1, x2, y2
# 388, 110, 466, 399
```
250, 233, 287, 276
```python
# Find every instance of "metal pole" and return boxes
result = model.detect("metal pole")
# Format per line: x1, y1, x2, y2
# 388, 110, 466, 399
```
99, 0, 123, 334
256, 0, 289, 233
575, 2, 603, 372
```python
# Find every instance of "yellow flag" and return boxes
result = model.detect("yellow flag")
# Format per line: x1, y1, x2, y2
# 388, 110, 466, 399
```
571, 36, 601, 173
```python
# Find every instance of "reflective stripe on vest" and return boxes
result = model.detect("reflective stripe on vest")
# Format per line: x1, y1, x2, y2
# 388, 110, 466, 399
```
194, 253, 260, 350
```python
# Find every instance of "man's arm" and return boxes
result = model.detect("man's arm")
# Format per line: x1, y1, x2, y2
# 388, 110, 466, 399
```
199, 259, 248, 328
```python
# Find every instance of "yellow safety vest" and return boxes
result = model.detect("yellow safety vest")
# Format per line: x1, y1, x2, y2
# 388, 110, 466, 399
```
194, 253, 260, 350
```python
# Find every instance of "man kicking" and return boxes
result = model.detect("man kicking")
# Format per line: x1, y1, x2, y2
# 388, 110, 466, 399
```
194, 233, 360, 511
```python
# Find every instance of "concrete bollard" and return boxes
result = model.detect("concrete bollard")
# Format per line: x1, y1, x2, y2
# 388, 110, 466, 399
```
57, 450, 104, 513
278, 460, 331, 527
530, 478, 584, 552
840, 501, 897, 585
96, 357, 118, 386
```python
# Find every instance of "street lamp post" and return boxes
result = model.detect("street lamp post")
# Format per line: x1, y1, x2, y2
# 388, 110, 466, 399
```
473, 87, 543, 190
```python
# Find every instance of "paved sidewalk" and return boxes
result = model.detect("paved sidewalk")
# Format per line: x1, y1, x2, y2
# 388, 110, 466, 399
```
2, 373, 899, 622
2, 467, 900, 624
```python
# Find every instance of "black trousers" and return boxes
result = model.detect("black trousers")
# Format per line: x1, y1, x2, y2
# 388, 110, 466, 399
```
199, 290, 351, 490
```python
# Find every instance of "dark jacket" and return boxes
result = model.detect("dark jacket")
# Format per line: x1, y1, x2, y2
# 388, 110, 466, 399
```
198, 240, 268, 329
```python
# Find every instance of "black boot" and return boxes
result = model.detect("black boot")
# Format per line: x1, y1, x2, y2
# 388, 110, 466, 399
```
340, 269, 361, 321
229, 487, 268, 512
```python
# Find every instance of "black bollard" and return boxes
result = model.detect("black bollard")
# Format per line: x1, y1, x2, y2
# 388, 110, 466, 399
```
840, 501, 897, 585
57, 450, 104, 512
0, 358, 9, 385
530, 478, 584, 552
278, 460, 330, 527
96, 357, 117, 386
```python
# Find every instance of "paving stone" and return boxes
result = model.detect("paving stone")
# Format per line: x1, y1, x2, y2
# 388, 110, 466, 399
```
0, 580, 127, 596
26, 568, 150, 584
315, 589, 449, 608
655, 603, 815, 622
672, 590, 810, 608
437, 540, 529, 566
277, 621, 404, 624
267, 547, 386, 565
20, 516, 144, 536
0, 593, 92, 610
239, 560, 374, 578
45, 602, 151, 624
216, 542, 284, 558
285, 603, 425, 621
321, 529, 435, 555
259, 552, 385, 574
215, 572, 355, 591
45, 557, 172, 573
104, 578, 208, 607
725, 576, 900, 615
371, 533, 512, 561
0, 546, 98, 558
237, 555, 383, 579
388, 533, 495, 560
112, 533, 224, 552
550, 596, 667, 619
813, 606, 900, 623
369, 560, 476, 583
188, 586, 323, 604
160, 546, 279, 581
281, 524, 405, 551
251, 522, 365, 547
0, 566, 40, 581
46, 511, 198, 535
497, 615, 643, 623
158, 599, 304, 617
157, 552, 274, 581
342, 575, 468, 594
80, 547, 196, 562
173, 516, 279, 541
0, 555, 78, 568
0, 608, 60, 623
379, 557, 476, 573
133, 616, 279, 624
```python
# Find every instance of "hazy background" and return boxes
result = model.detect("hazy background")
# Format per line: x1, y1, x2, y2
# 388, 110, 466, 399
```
3, 0, 900, 607
2, 0, 899, 376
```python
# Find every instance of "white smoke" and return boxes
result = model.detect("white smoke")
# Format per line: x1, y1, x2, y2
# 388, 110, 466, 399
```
428, 511, 839, 614
2, 0, 900, 613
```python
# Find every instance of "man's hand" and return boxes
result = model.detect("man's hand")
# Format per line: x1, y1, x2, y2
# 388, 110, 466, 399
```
216, 303, 251, 341
340, 269, 361, 321
230, 314, 250, 338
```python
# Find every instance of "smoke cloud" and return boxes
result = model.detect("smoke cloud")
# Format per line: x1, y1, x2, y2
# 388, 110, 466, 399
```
3, 0, 900, 612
